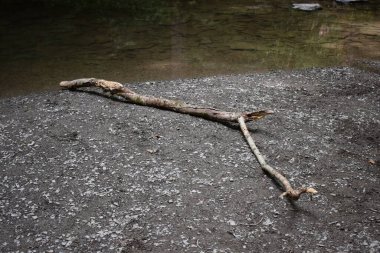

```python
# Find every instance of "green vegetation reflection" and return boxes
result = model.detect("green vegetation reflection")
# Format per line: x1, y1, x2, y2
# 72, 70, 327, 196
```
0, 0, 379, 96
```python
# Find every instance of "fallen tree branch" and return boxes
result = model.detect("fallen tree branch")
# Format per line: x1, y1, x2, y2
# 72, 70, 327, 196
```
60, 78, 317, 201
60, 78, 273, 123
238, 117, 317, 200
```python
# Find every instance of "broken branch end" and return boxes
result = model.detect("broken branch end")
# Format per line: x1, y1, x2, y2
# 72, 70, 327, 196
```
245, 110, 274, 121
280, 187, 318, 200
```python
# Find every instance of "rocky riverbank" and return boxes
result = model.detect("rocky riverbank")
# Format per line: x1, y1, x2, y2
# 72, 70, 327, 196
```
1, 67, 379, 252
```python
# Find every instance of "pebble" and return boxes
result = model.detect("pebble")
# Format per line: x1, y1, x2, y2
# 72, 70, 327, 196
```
292, 3, 322, 11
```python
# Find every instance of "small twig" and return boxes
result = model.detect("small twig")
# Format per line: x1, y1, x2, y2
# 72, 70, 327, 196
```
239, 217, 264, 226
196, 239, 202, 249
238, 116, 317, 200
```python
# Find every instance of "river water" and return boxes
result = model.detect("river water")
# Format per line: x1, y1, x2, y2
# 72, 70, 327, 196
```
0, 0, 379, 97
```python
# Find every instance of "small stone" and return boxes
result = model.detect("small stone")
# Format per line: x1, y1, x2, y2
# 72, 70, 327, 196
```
263, 218, 273, 226
227, 219, 236, 226
292, 3, 322, 11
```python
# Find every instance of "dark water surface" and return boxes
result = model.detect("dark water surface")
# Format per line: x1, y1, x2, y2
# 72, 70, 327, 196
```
0, 0, 379, 97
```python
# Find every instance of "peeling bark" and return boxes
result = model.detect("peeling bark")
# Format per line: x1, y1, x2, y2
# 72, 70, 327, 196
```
60, 78, 273, 123
60, 78, 317, 201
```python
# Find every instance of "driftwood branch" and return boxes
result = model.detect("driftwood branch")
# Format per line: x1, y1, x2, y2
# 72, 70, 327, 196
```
238, 117, 317, 200
60, 78, 273, 123
60, 78, 317, 201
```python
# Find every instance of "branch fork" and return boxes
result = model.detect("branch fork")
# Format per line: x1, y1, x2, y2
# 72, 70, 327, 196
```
60, 78, 317, 201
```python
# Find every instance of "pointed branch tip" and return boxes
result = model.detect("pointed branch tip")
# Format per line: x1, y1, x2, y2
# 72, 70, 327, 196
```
245, 110, 274, 121
280, 187, 318, 200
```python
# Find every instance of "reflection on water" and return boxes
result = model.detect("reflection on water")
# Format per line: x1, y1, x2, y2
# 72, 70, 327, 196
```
0, 0, 379, 97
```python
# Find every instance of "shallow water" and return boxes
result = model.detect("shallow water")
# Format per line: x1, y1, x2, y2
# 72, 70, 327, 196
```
0, 0, 379, 97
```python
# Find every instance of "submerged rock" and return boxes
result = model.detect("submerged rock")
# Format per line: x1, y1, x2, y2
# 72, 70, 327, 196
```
292, 3, 322, 11
336, 0, 368, 3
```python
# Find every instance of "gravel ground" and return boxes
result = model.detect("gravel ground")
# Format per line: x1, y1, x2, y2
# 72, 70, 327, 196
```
0, 67, 379, 252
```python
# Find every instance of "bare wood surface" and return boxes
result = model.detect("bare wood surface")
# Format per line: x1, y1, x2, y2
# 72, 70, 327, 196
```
60, 78, 317, 201
238, 116, 317, 200
60, 78, 273, 123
